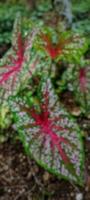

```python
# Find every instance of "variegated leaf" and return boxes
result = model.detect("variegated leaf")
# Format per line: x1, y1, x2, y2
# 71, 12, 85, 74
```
34, 30, 88, 63
73, 65, 90, 116
9, 77, 85, 185
0, 15, 39, 102
59, 64, 90, 116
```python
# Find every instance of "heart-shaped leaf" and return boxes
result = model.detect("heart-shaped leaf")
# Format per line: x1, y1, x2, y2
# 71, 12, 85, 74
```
34, 28, 88, 63
9, 77, 85, 185
0, 14, 39, 102
59, 64, 90, 116
73, 66, 90, 115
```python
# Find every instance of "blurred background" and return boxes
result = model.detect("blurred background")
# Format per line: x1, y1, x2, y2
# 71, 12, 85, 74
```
0, 0, 90, 56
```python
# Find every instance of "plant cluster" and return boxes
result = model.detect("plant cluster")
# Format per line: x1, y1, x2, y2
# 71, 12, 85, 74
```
72, 0, 90, 35
0, 2, 29, 46
0, 14, 89, 186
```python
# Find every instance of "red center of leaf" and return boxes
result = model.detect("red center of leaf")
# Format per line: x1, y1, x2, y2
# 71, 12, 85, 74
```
48, 46, 61, 59
22, 89, 70, 164
41, 34, 62, 59
30, 107, 70, 163
79, 68, 87, 92
0, 32, 24, 85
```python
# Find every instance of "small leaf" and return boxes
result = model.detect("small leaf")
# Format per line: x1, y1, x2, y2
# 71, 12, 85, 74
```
60, 64, 90, 116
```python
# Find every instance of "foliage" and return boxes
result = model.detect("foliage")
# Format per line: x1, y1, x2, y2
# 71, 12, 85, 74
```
33, 26, 88, 64
0, 9, 89, 185
58, 61, 90, 116
71, 0, 90, 35
0, 2, 29, 45
9, 77, 84, 185
30, 0, 53, 20
0, 102, 12, 129
36, 0, 52, 12
72, 0, 90, 15
0, 15, 39, 97
0, 15, 39, 128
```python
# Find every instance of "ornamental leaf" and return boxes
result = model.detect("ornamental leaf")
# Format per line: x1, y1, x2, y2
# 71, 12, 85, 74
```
60, 34, 88, 64
59, 64, 90, 116
9, 77, 84, 185
73, 65, 90, 115
0, 15, 39, 101
35, 29, 88, 63
41, 33, 62, 59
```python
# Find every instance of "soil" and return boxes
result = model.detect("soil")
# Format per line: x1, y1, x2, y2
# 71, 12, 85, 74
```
0, 137, 90, 200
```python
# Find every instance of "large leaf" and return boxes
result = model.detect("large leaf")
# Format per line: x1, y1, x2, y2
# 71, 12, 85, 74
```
9, 77, 84, 185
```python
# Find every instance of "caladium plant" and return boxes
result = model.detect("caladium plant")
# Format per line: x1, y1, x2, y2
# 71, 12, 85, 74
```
0, 14, 39, 102
0, 14, 39, 129
77, 66, 90, 115
9, 77, 85, 185
34, 28, 88, 64
59, 63, 90, 116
